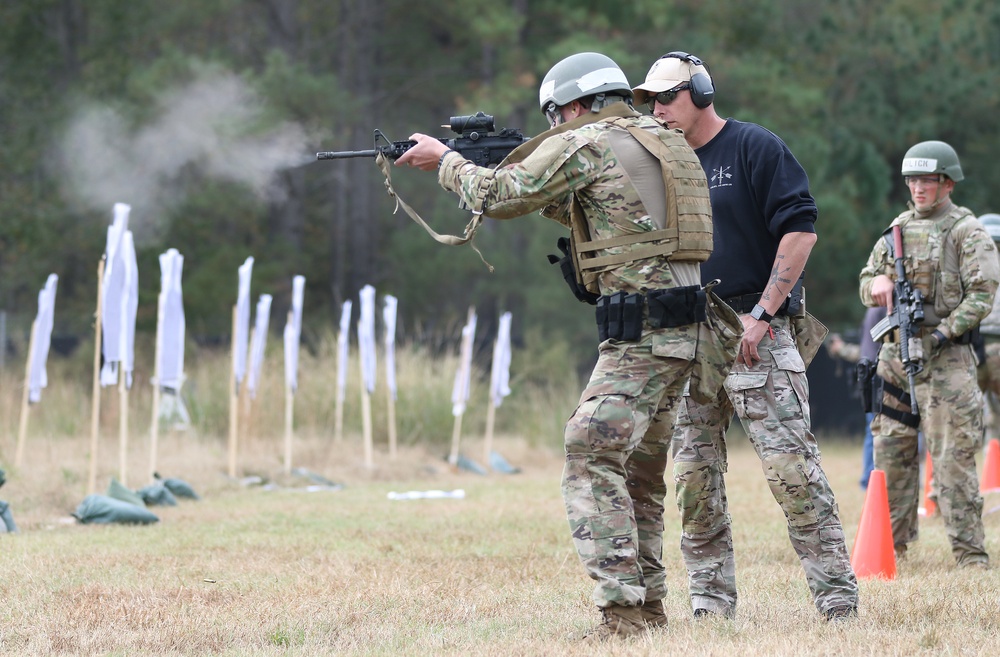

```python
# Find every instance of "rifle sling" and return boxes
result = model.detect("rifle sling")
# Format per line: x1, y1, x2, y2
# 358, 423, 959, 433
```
375, 152, 494, 272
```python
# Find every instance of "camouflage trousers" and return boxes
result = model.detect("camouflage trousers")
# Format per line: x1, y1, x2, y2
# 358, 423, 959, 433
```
873, 341, 989, 566
659, 316, 858, 616
563, 324, 696, 608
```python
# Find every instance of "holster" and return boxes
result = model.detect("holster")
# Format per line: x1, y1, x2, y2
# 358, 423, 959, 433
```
856, 358, 876, 414
548, 236, 600, 305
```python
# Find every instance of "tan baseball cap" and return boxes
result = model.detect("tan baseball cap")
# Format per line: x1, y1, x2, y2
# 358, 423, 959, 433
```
632, 55, 712, 105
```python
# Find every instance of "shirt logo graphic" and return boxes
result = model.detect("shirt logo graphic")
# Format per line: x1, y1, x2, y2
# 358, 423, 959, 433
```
712, 166, 732, 185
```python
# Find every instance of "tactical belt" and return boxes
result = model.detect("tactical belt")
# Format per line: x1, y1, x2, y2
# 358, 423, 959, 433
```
596, 285, 707, 343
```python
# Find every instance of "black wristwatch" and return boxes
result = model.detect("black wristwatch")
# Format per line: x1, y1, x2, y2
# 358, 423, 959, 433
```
931, 329, 949, 347
750, 304, 773, 323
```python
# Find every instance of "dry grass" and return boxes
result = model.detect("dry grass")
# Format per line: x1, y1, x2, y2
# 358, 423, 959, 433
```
0, 340, 998, 655
0, 429, 997, 656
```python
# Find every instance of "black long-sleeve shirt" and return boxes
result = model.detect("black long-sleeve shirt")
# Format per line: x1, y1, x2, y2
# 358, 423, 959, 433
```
695, 119, 817, 299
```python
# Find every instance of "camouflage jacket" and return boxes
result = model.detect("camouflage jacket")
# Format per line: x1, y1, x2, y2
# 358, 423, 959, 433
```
437, 105, 704, 296
859, 202, 1000, 339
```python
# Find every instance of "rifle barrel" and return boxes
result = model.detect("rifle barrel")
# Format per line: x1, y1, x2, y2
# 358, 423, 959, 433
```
316, 150, 378, 160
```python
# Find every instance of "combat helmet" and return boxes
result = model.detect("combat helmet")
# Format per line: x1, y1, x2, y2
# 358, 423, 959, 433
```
538, 52, 632, 117
979, 214, 1000, 242
901, 140, 964, 182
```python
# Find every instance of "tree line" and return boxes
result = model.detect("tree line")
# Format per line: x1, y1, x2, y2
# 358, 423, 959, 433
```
2, 0, 999, 370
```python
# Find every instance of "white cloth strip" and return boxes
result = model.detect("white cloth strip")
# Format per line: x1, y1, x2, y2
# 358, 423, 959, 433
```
358, 285, 377, 394
246, 293, 272, 399
28, 274, 58, 403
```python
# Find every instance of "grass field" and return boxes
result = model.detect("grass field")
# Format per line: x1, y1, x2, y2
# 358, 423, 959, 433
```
0, 426, 997, 656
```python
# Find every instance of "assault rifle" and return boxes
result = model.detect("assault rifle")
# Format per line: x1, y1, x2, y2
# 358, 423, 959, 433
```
316, 112, 526, 167
869, 224, 925, 416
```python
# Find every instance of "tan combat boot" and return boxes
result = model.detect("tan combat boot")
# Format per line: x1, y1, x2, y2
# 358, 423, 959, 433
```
580, 604, 648, 642
640, 599, 668, 628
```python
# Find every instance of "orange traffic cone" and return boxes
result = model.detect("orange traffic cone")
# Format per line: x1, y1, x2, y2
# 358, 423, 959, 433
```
920, 451, 936, 517
982, 438, 1000, 493
851, 469, 897, 580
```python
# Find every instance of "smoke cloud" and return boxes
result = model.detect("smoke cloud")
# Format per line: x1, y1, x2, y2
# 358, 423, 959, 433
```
57, 69, 312, 242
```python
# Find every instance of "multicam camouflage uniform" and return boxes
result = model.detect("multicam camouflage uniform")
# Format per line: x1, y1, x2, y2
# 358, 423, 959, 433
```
438, 104, 733, 610
651, 315, 858, 618
860, 202, 999, 567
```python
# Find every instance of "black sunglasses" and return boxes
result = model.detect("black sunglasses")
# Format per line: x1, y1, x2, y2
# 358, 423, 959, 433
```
645, 83, 691, 109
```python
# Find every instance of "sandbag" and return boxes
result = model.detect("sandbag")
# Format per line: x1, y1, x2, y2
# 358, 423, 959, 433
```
73, 494, 159, 525
138, 483, 178, 507
0, 500, 17, 533
154, 474, 200, 500
107, 477, 146, 507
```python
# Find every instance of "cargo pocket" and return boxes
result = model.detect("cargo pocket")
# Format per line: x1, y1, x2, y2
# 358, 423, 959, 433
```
651, 329, 696, 361
725, 371, 769, 420
771, 346, 807, 423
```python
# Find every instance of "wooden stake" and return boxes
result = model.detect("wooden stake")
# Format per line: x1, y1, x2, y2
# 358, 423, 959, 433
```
483, 397, 497, 470
239, 327, 256, 469
334, 387, 345, 444
361, 354, 373, 469
449, 306, 475, 467
334, 334, 346, 444
386, 376, 397, 460
284, 386, 294, 476
227, 305, 238, 478
483, 336, 498, 469
118, 364, 129, 487
149, 291, 165, 483
88, 257, 106, 495
449, 412, 463, 467
14, 320, 38, 468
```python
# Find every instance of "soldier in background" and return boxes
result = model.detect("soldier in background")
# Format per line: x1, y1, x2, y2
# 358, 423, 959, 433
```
632, 51, 858, 621
826, 305, 887, 489
975, 214, 1000, 444
396, 52, 739, 640
859, 141, 998, 568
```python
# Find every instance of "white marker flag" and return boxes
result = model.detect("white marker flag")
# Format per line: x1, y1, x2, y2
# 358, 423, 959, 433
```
28, 274, 58, 403
358, 285, 377, 394
383, 295, 398, 401
158, 249, 185, 391
234, 256, 254, 387
452, 310, 477, 416
490, 312, 513, 408
100, 203, 130, 387
246, 294, 272, 399
283, 275, 306, 392
121, 230, 139, 388
336, 300, 352, 403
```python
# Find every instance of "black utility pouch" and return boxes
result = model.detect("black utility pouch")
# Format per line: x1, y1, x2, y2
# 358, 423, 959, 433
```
647, 285, 707, 328
856, 358, 875, 414
596, 295, 611, 342
596, 292, 644, 342
607, 291, 625, 341
621, 293, 643, 342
